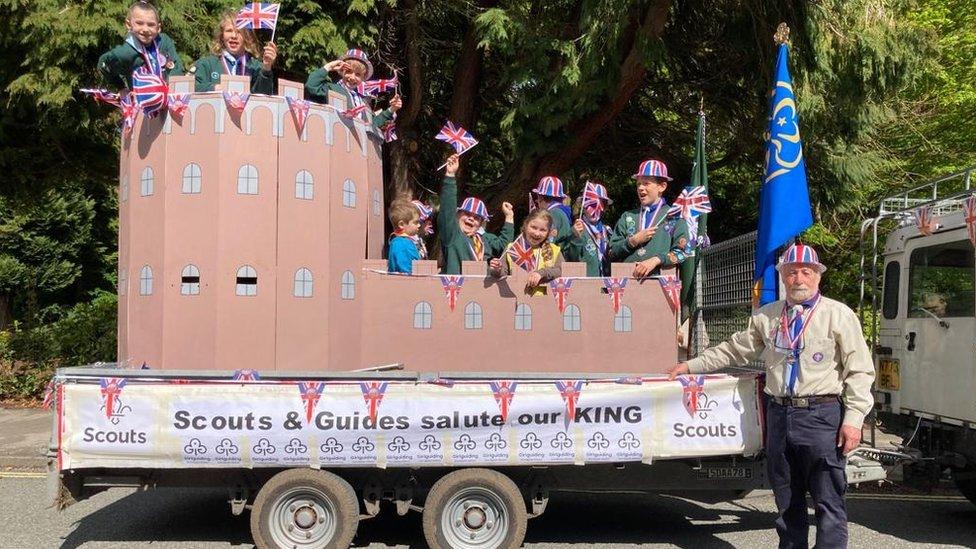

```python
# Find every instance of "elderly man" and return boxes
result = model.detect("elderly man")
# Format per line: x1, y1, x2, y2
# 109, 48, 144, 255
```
668, 243, 874, 549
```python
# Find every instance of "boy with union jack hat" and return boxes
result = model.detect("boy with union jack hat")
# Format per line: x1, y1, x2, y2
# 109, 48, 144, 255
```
609, 159, 690, 278
305, 48, 401, 129
98, 1, 185, 90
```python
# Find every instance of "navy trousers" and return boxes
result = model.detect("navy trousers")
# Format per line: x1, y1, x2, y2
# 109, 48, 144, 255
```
766, 399, 848, 549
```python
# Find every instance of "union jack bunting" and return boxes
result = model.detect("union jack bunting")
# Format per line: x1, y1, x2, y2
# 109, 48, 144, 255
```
80, 88, 121, 107
167, 93, 190, 117
99, 377, 127, 419
120, 92, 138, 137
286, 96, 311, 133
658, 274, 682, 312
549, 278, 573, 313
439, 275, 464, 311
435, 120, 479, 155
602, 277, 628, 314
506, 235, 537, 273
381, 118, 398, 143
223, 90, 250, 112
554, 380, 584, 428
357, 75, 398, 97
341, 104, 368, 119
678, 375, 706, 416
965, 195, 976, 247
235, 2, 280, 30
667, 186, 712, 219
132, 68, 168, 118
488, 381, 518, 423
360, 381, 389, 422
914, 205, 938, 236
232, 369, 261, 381
298, 382, 325, 423
41, 379, 56, 410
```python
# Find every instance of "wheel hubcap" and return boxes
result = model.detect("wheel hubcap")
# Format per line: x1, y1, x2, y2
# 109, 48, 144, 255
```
442, 487, 509, 548
269, 487, 338, 547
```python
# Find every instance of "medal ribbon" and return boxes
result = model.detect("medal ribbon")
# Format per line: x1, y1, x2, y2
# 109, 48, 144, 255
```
222, 52, 249, 76
778, 294, 822, 394
128, 35, 164, 77
640, 199, 665, 231
583, 219, 608, 262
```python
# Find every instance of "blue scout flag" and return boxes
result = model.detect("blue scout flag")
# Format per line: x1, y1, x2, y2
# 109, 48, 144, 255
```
753, 38, 813, 306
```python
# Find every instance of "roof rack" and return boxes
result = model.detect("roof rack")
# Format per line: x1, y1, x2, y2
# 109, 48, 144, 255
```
878, 167, 974, 217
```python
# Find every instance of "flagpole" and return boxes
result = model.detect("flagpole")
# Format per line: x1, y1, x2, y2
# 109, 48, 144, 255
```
437, 142, 479, 171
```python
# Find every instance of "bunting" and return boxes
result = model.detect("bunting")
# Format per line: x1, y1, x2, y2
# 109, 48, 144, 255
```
439, 275, 464, 312
659, 274, 682, 312
549, 278, 573, 313
286, 96, 311, 133
602, 277, 627, 314
167, 93, 190, 118
914, 205, 938, 236
223, 90, 250, 112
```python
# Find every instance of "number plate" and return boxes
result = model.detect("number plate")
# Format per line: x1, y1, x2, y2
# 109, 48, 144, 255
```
878, 358, 900, 390
697, 467, 752, 480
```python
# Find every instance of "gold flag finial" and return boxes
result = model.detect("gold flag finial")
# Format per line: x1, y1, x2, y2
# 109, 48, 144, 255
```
774, 22, 790, 45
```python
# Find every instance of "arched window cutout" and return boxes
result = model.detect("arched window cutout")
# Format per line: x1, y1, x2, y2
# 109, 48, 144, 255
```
294, 267, 314, 298
563, 304, 581, 332
464, 302, 483, 330
295, 170, 313, 200
371, 189, 381, 216
514, 303, 532, 331
182, 163, 202, 194
340, 270, 355, 300
342, 179, 357, 208
140, 166, 154, 196
236, 265, 257, 296
237, 164, 258, 195
181, 265, 200, 295
614, 305, 633, 332
139, 265, 153, 296
414, 302, 432, 329
118, 268, 127, 296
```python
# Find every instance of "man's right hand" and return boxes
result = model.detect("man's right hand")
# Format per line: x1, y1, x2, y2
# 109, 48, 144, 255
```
666, 362, 690, 380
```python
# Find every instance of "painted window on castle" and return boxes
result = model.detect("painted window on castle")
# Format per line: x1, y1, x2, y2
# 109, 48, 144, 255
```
514, 303, 532, 331
294, 268, 314, 298
236, 265, 257, 296
181, 265, 200, 296
372, 189, 381, 216
182, 163, 202, 194
295, 170, 314, 200
139, 265, 153, 296
563, 304, 581, 332
464, 302, 483, 330
342, 179, 357, 208
340, 270, 355, 300
413, 302, 432, 329
237, 164, 258, 195
119, 268, 127, 296
140, 166, 154, 196
614, 305, 633, 332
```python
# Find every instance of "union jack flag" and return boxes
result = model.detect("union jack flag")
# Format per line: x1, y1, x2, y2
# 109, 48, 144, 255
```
41, 379, 56, 410
298, 381, 325, 423
413, 199, 434, 235
80, 88, 121, 107
286, 96, 311, 133
582, 182, 607, 217
506, 235, 537, 273
667, 186, 712, 219
435, 120, 478, 154
132, 68, 168, 118
488, 381, 518, 423
357, 75, 398, 97
167, 93, 190, 117
381, 120, 398, 143
658, 274, 681, 312
678, 375, 706, 416
554, 380, 584, 428
235, 2, 280, 30
232, 369, 261, 381
360, 381, 389, 422
99, 378, 127, 419
965, 195, 976, 247
439, 275, 464, 311
223, 91, 250, 112
549, 278, 573, 313
914, 205, 938, 236
120, 92, 138, 137
602, 277, 628, 313
341, 104, 368, 119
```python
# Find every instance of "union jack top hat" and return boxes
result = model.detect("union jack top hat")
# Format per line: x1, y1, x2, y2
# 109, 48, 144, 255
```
633, 159, 673, 181
776, 243, 827, 273
531, 176, 568, 199
342, 48, 374, 79
458, 197, 490, 220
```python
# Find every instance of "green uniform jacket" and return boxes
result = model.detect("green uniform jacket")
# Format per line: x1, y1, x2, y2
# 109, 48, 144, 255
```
98, 33, 184, 90
548, 206, 578, 261
437, 176, 514, 275
572, 225, 611, 277
609, 207, 691, 270
304, 68, 394, 129
192, 55, 274, 94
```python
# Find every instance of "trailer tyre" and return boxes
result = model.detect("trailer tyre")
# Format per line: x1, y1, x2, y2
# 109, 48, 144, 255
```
250, 469, 359, 549
422, 468, 527, 549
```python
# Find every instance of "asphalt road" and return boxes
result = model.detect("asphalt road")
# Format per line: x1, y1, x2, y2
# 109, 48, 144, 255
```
2, 474, 975, 548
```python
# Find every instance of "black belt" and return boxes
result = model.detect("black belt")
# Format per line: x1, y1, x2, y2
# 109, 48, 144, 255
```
770, 395, 839, 408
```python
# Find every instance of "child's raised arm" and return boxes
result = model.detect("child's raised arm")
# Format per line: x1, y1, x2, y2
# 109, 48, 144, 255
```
436, 154, 462, 245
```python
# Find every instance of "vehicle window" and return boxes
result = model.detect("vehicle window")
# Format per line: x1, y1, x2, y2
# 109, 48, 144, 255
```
908, 240, 974, 318
882, 261, 899, 319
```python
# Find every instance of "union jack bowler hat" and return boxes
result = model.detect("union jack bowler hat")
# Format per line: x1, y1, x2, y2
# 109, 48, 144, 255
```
531, 176, 568, 198
412, 200, 433, 221
342, 48, 374, 79
633, 159, 673, 181
584, 181, 613, 205
458, 197, 490, 220
776, 243, 827, 274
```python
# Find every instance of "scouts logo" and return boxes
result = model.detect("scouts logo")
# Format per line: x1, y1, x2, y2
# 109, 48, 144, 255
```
210, 71, 219, 80
677, 375, 716, 419
99, 377, 129, 422
488, 381, 518, 423
359, 382, 389, 422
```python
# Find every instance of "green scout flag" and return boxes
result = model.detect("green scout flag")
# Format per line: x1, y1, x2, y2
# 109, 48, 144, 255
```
680, 110, 708, 321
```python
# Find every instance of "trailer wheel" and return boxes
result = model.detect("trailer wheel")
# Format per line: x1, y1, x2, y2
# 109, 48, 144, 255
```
422, 469, 527, 549
250, 469, 359, 549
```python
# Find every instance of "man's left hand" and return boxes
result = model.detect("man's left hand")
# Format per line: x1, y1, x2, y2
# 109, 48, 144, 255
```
837, 424, 861, 455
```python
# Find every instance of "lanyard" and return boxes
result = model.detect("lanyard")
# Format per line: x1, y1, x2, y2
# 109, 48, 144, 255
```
128, 35, 163, 76
583, 219, 607, 260
641, 199, 664, 230
778, 295, 822, 355
222, 52, 248, 76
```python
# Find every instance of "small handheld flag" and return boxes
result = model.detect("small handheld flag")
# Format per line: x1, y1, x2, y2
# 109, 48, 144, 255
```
341, 104, 368, 119
357, 75, 399, 97
668, 186, 712, 219
80, 88, 121, 107
236, 3, 280, 31
436, 120, 478, 156
506, 235, 537, 273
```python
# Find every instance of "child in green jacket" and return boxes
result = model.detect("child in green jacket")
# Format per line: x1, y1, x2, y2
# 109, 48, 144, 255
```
571, 181, 613, 277
437, 154, 515, 275
192, 11, 277, 94
98, 1, 184, 90
305, 49, 401, 129
529, 176, 576, 259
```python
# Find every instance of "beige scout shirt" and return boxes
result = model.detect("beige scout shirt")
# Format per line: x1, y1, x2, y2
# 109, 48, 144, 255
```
687, 296, 875, 428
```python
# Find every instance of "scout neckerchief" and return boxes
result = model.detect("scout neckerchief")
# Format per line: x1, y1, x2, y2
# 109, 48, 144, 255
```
222, 50, 249, 76
391, 230, 427, 260
467, 233, 484, 261
582, 207, 608, 263
126, 34, 165, 78
778, 293, 822, 395
340, 81, 366, 109
640, 198, 666, 231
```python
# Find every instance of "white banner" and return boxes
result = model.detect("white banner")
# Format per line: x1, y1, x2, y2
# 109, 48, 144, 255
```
57, 375, 762, 470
